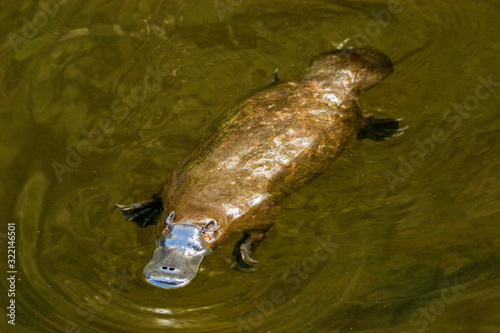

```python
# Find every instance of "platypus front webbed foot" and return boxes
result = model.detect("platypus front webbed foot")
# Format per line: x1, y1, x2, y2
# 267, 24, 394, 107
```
232, 234, 258, 272
114, 195, 163, 228
231, 230, 271, 273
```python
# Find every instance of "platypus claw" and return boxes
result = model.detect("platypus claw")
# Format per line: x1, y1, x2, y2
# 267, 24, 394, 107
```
232, 235, 258, 272
240, 236, 259, 264
231, 251, 256, 272
241, 249, 259, 265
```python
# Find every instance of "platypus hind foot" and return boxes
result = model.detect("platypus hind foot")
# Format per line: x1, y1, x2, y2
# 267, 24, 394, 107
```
114, 195, 163, 228
357, 116, 408, 141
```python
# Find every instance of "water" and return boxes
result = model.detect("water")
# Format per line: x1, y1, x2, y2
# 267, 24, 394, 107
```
1, 1, 499, 332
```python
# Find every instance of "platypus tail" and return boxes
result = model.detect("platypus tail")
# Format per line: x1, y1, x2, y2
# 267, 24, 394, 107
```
357, 116, 407, 141
308, 46, 393, 93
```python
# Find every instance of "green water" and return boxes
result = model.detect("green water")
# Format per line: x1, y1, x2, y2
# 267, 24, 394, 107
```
1, 1, 499, 332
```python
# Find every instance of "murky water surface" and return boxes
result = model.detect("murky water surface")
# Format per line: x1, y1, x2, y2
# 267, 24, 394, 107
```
1, 1, 499, 332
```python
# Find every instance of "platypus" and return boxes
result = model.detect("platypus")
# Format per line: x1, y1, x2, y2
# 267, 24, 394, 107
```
116, 46, 404, 289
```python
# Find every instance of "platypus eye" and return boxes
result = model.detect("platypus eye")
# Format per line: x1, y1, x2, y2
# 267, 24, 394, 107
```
202, 219, 220, 233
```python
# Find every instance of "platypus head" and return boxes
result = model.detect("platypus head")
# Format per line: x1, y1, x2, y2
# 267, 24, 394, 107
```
143, 212, 213, 289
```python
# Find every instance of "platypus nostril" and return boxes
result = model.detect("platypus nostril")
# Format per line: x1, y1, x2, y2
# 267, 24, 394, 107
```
161, 266, 176, 271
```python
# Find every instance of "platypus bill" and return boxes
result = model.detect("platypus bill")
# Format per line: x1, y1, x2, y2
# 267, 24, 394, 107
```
116, 46, 405, 289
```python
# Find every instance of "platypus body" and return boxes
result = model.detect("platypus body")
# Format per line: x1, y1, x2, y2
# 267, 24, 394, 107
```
116, 46, 404, 289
